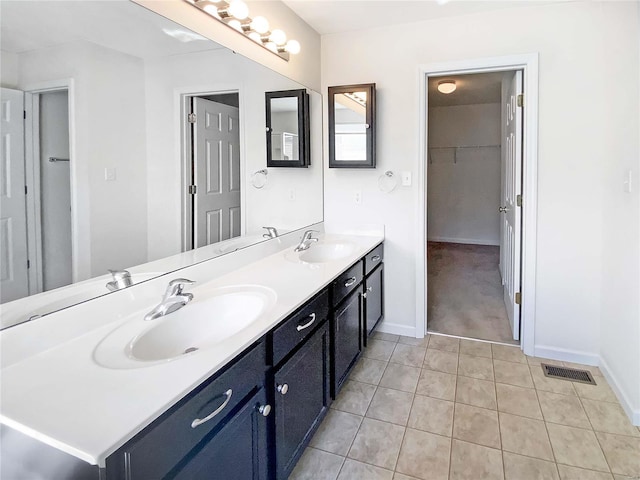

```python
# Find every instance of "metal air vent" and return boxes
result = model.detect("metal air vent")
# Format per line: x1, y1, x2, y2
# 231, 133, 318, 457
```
541, 364, 596, 385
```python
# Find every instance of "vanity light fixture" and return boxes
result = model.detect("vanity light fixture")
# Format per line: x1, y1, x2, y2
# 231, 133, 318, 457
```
184, 0, 301, 61
437, 80, 456, 94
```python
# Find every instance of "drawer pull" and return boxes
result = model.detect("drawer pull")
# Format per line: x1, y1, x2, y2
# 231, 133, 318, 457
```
258, 404, 271, 417
296, 313, 316, 331
277, 383, 289, 395
344, 277, 357, 287
190, 389, 232, 428
371, 255, 381, 262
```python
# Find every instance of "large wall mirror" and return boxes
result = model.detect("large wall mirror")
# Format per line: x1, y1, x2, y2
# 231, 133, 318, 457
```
0, 1, 324, 329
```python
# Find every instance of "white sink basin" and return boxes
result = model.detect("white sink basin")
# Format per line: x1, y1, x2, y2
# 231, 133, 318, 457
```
93, 285, 276, 369
292, 242, 356, 264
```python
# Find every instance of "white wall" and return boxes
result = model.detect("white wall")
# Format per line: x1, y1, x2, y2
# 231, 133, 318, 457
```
18, 41, 148, 279
322, 1, 640, 417
0, 51, 18, 89
144, 48, 323, 261
427, 103, 501, 245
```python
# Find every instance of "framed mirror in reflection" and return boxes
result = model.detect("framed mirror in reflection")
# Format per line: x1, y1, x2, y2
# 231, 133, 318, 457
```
0, 0, 323, 329
328, 83, 376, 168
265, 89, 310, 168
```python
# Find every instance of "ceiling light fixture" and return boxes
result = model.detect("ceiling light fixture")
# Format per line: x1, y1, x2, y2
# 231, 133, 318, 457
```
437, 80, 456, 94
185, 0, 300, 61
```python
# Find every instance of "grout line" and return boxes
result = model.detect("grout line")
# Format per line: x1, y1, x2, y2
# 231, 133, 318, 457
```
576, 388, 615, 475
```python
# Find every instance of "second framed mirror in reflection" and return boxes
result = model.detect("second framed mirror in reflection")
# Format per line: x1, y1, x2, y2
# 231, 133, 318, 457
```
265, 89, 311, 168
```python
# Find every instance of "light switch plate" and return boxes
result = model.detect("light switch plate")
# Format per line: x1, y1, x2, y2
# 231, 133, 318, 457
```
402, 171, 412, 186
104, 168, 116, 181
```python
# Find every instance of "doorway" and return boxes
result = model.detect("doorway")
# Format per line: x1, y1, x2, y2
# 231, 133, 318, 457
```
417, 54, 539, 355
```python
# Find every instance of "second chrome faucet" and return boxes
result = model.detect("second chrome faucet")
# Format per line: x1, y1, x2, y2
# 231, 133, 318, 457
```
144, 278, 195, 321
294, 230, 319, 252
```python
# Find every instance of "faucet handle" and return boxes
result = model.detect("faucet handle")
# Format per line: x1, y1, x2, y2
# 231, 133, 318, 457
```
302, 230, 319, 240
109, 269, 131, 281
106, 269, 132, 291
263, 226, 279, 238
164, 278, 196, 298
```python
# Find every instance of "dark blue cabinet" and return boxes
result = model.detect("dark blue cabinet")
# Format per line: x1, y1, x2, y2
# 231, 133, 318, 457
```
332, 285, 363, 395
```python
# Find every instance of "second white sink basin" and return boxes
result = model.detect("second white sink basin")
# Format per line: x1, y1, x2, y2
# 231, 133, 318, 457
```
297, 242, 355, 263
93, 285, 276, 369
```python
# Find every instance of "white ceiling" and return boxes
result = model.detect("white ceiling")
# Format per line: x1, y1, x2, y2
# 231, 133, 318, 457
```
282, 0, 560, 35
0, 1, 224, 59
428, 71, 506, 107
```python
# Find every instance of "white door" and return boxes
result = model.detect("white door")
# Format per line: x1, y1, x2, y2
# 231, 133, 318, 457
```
501, 71, 523, 340
0, 88, 29, 303
192, 97, 241, 248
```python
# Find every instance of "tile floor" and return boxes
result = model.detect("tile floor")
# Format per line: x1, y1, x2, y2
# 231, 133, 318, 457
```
289, 333, 640, 480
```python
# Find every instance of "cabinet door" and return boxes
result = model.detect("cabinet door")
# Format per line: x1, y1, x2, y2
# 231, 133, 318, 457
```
172, 388, 270, 480
274, 323, 330, 479
333, 286, 363, 396
365, 264, 384, 338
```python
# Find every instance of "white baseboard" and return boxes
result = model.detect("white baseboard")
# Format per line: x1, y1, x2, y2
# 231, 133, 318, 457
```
533, 345, 599, 366
427, 236, 499, 246
599, 356, 640, 426
375, 321, 417, 338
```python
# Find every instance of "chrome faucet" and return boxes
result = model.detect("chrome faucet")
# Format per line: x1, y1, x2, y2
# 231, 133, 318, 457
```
263, 226, 279, 239
144, 278, 195, 321
294, 230, 319, 252
106, 269, 133, 291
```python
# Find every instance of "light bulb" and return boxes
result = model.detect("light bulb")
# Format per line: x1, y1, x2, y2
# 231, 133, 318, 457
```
203, 3, 221, 18
269, 29, 287, 46
250, 16, 270, 34
285, 39, 300, 54
437, 81, 456, 94
228, 0, 249, 20
228, 19, 243, 32
248, 31, 262, 43
265, 41, 278, 53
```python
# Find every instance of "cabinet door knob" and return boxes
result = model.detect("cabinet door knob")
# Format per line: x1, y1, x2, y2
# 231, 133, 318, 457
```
344, 277, 357, 287
277, 383, 289, 395
371, 255, 381, 262
258, 404, 271, 417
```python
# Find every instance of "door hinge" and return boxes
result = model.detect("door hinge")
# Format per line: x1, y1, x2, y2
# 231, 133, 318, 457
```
516, 195, 522, 207
187, 113, 196, 124
27, 260, 30, 269
515, 292, 521, 305
517, 94, 524, 108
23, 110, 26, 119
24, 185, 28, 195
188, 184, 197, 195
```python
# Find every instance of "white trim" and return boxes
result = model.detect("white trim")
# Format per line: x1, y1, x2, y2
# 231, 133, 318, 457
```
533, 345, 599, 366
374, 321, 416, 338
600, 356, 640, 426
417, 53, 539, 355
427, 236, 500, 246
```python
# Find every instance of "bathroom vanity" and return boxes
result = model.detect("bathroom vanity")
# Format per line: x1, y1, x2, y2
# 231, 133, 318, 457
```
0, 233, 384, 480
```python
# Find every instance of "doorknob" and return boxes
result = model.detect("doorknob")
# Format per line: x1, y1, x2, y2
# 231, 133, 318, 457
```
499, 206, 508, 213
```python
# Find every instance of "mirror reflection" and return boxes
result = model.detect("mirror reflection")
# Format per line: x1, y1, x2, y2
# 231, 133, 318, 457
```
334, 92, 368, 161
271, 97, 300, 161
0, 1, 323, 328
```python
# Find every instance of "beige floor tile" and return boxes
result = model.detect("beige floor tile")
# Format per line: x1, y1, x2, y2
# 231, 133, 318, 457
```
492, 344, 527, 364
379, 363, 421, 393
363, 339, 397, 362
390, 344, 427, 367
407, 395, 454, 436
494, 359, 534, 388
453, 403, 501, 448
449, 439, 504, 480
458, 354, 495, 381
309, 410, 363, 456
416, 369, 456, 401
348, 418, 405, 470
372, 332, 399, 342
527, 356, 564, 366
393, 474, 421, 480
562, 361, 603, 377
460, 339, 493, 358
332, 380, 377, 416
499, 412, 555, 461
397, 335, 429, 347
456, 376, 497, 410
596, 432, 640, 477
350, 358, 388, 385
613, 475, 638, 480
530, 365, 577, 396
424, 349, 458, 374
337, 459, 394, 480
428, 335, 460, 353
395, 428, 451, 480
496, 383, 543, 420
289, 447, 345, 480
503, 451, 560, 480
574, 381, 618, 403
557, 465, 614, 480
546, 423, 610, 472
366, 387, 414, 425
537, 390, 591, 428
582, 399, 639, 437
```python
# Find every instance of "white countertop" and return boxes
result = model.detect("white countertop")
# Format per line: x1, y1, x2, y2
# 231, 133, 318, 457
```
0, 233, 383, 467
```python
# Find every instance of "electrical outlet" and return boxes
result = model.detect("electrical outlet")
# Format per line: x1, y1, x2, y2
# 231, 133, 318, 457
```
288, 188, 296, 201
624, 169, 633, 193
402, 171, 412, 186
354, 190, 362, 205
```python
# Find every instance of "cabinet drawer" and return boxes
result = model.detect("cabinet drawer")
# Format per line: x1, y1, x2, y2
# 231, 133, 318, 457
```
121, 342, 266, 480
272, 289, 329, 366
365, 243, 383, 275
332, 261, 364, 306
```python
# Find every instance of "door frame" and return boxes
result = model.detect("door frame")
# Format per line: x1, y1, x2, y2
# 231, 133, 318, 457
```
177, 85, 245, 252
416, 54, 539, 355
